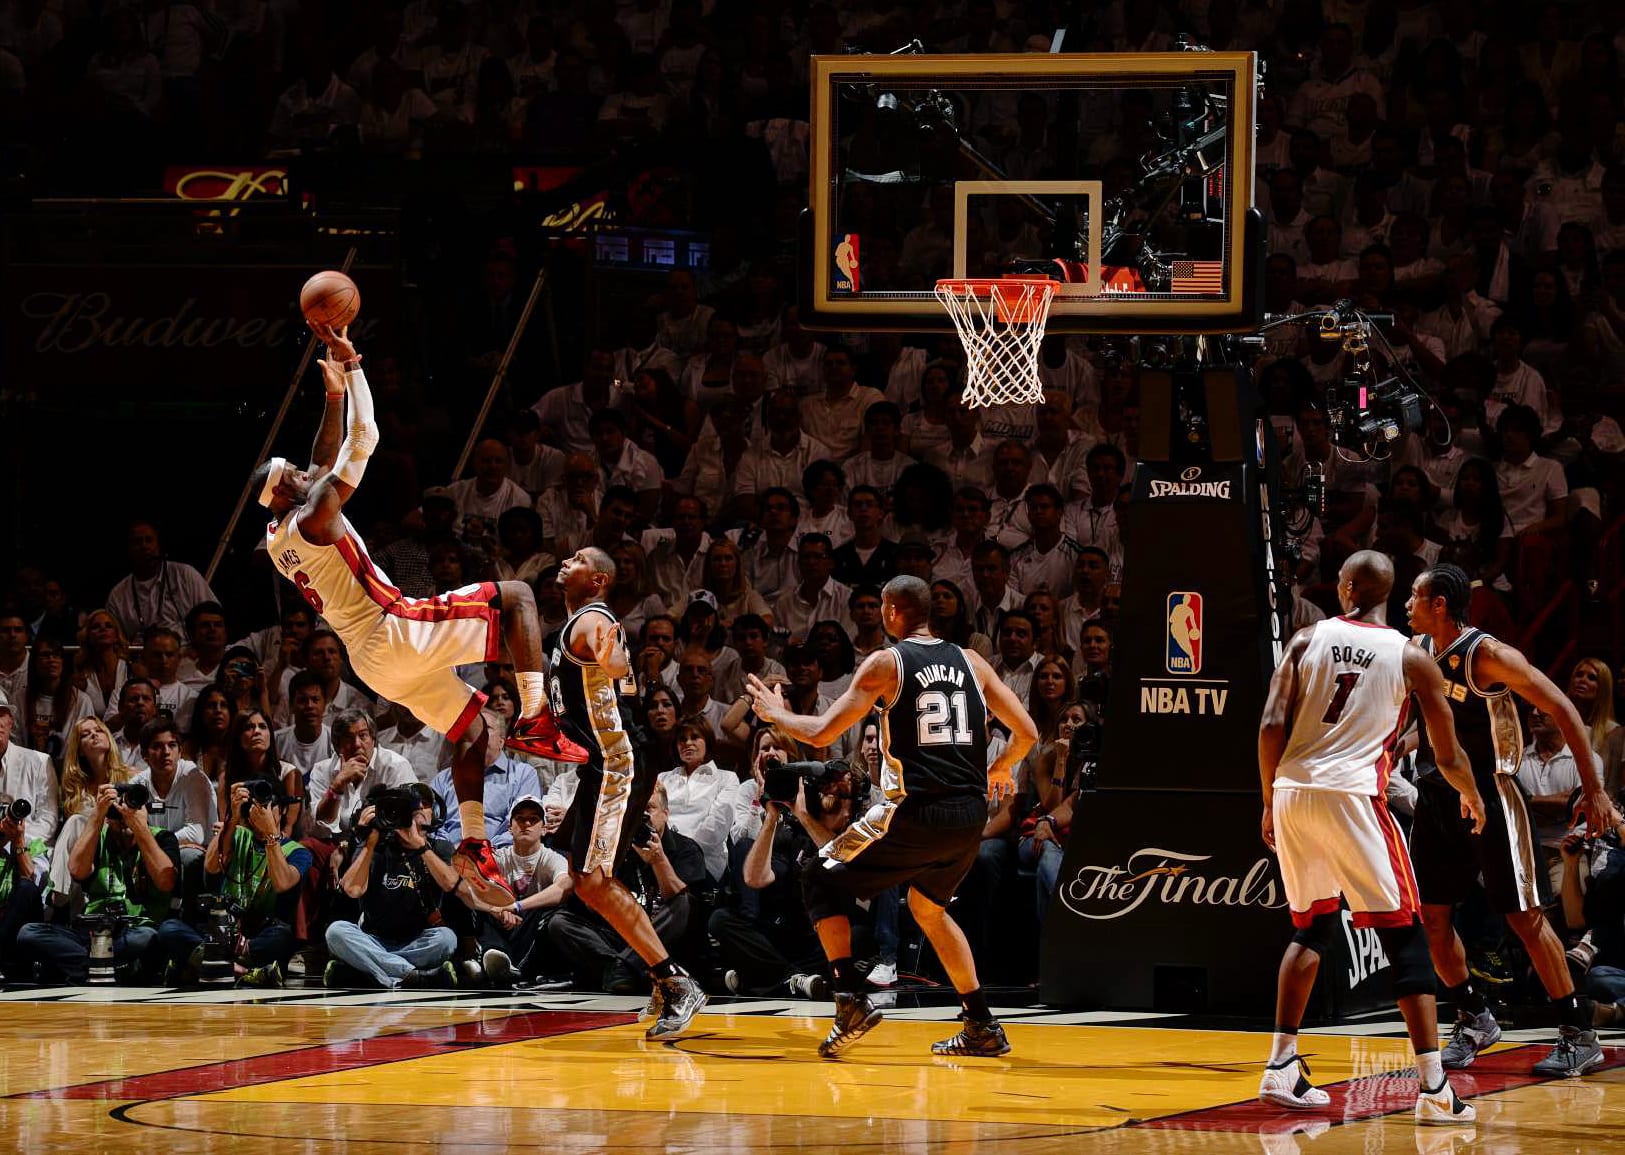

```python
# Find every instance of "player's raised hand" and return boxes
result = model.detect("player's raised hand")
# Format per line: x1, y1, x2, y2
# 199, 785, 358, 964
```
317, 355, 348, 396
1460, 789, 1487, 835
745, 674, 786, 723
312, 321, 356, 363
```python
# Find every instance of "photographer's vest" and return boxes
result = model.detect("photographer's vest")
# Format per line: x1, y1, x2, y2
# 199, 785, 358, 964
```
86, 826, 173, 925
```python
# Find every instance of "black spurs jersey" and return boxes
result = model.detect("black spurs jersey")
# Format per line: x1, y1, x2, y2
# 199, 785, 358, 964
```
877, 637, 990, 801
548, 603, 642, 774
1414, 628, 1523, 786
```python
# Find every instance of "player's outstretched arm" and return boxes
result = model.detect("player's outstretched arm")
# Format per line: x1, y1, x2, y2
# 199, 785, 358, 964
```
308, 323, 355, 475
964, 648, 1036, 802
1404, 645, 1485, 834
1478, 639, 1622, 835
746, 650, 897, 749
569, 610, 631, 680
298, 327, 376, 545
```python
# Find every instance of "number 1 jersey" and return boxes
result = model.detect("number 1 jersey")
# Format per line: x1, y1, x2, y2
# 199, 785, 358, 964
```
877, 637, 990, 801
1274, 617, 1411, 797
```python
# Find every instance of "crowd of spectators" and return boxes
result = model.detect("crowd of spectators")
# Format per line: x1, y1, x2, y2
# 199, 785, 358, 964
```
1, 0, 1625, 998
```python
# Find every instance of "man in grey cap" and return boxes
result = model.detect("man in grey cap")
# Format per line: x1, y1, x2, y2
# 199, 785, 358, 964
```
0, 690, 58, 881
478, 793, 573, 987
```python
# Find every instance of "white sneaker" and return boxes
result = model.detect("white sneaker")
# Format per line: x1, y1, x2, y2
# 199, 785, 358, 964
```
866, 962, 897, 986
481, 949, 515, 988
1258, 1055, 1331, 1109
1415, 1079, 1477, 1125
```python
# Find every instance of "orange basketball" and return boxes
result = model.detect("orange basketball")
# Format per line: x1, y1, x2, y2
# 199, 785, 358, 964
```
300, 270, 360, 328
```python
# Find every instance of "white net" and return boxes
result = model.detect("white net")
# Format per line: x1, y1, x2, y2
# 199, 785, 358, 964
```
934, 277, 1057, 408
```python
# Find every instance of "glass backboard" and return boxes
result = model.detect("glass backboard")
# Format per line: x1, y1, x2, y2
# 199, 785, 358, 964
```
806, 51, 1263, 335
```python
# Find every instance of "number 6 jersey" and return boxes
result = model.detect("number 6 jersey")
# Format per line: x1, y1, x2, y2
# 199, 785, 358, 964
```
878, 637, 990, 802
1274, 617, 1411, 797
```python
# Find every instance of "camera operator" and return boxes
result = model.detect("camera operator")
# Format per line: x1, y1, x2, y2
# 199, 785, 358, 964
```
323, 785, 484, 988
547, 782, 707, 993
0, 791, 44, 979
156, 781, 312, 987
710, 754, 867, 996
0, 690, 58, 881
477, 795, 573, 987
1558, 803, 1625, 1026
131, 717, 217, 895
16, 781, 177, 984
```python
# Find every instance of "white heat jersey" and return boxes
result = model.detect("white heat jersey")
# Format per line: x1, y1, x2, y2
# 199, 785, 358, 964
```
1274, 617, 1411, 797
267, 512, 396, 641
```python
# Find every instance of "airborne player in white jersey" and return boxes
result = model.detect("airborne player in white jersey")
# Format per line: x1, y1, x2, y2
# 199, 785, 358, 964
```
1257, 551, 1486, 1125
250, 325, 587, 906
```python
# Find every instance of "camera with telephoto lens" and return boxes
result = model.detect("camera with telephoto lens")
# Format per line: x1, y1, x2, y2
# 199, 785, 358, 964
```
112, 781, 157, 813
633, 818, 658, 848
184, 893, 247, 985
762, 756, 827, 810
353, 785, 418, 837
2, 797, 30, 824
239, 778, 279, 823
78, 901, 140, 985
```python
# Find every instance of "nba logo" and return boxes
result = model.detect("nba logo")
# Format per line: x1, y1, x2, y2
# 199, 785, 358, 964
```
833, 234, 860, 293
1166, 592, 1203, 674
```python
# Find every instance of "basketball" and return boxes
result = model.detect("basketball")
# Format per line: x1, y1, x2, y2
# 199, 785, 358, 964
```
300, 270, 360, 328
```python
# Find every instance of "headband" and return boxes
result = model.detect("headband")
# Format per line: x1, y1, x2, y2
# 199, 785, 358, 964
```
258, 457, 291, 509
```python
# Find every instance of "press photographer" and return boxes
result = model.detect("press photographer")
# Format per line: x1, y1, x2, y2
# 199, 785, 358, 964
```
547, 782, 707, 994
15, 781, 177, 984
709, 751, 868, 997
0, 689, 58, 881
0, 792, 43, 979
155, 780, 312, 988
323, 784, 484, 989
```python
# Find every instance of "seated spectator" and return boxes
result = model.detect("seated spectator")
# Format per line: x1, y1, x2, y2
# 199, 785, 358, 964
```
74, 609, 133, 721
308, 710, 416, 843
809, 619, 857, 699
0, 789, 44, 979
831, 486, 898, 589
797, 460, 853, 545
729, 486, 800, 606
590, 409, 662, 525
219, 709, 303, 841
1517, 708, 1582, 893
178, 601, 230, 690
799, 345, 882, 461
356, 57, 437, 154
184, 686, 233, 783
104, 519, 216, 643
1560, 815, 1625, 1021
19, 781, 177, 984
273, 629, 370, 729
376, 704, 448, 786
731, 614, 786, 686
968, 541, 1021, 639
157, 780, 309, 987
848, 587, 889, 661
236, 602, 314, 678
448, 439, 533, 552
657, 722, 737, 884
775, 643, 848, 762
1566, 658, 1619, 755
325, 787, 464, 989
426, 745, 540, 850
772, 534, 853, 640
275, 670, 334, 783
1489, 317, 1551, 430
1020, 695, 1087, 926
1493, 405, 1568, 537
928, 579, 992, 661
1011, 485, 1082, 598
1298, 215, 1359, 302
993, 611, 1042, 700
20, 635, 92, 760
476, 794, 573, 987
140, 626, 197, 733
1432, 457, 1515, 590
844, 403, 917, 495
641, 495, 710, 614
110, 677, 159, 770
701, 538, 771, 631
676, 594, 742, 701
633, 616, 681, 696
673, 645, 730, 744
131, 716, 215, 888
547, 781, 706, 992
269, 43, 362, 149
628, 366, 699, 480
58, 715, 133, 825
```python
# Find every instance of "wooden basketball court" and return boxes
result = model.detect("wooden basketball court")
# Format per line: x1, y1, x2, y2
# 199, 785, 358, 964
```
4, 988, 1622, 1152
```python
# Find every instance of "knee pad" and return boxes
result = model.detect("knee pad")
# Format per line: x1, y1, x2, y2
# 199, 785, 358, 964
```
1377, 921, 1436, 998
1291, 912, 1340, 957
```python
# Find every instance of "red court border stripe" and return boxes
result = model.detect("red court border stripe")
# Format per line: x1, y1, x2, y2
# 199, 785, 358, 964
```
1140, 1042, 1625, 1132
18, 1009, 634, 1102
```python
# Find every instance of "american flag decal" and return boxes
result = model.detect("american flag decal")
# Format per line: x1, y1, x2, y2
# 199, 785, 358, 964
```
1171, 260, 1224, 294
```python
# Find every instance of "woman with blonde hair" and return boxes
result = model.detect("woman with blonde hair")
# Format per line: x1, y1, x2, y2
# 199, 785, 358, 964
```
58, 716, 138, 819
701, 536, 771, 629
606, 540, 667, 643
1567, 657, 1618, 754
73, 609, 132, 721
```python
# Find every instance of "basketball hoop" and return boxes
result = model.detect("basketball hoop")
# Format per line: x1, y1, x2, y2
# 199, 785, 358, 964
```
934, 276, 1057, 408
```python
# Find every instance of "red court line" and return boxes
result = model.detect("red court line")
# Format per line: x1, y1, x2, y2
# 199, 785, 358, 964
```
1141, 1043, 1625, 1132
20, 1009, 634, 1102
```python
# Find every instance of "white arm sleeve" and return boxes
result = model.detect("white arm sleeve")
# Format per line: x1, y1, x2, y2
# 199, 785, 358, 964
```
333, 367, 380, 486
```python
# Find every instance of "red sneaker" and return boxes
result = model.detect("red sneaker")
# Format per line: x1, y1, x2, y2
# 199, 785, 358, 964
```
505, 711, 590, 764
454, 838, 516, 906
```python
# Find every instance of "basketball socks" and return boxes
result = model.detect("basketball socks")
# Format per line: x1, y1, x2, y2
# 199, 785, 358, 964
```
960, 988, 992, 1023
1269, 1027, 1299, 1065
830, 957, 861, 994
650, 958, 680, 981
516, 672, 548, 719
1418, 1048, 1444, 1093
1554, 992, 1592, 1031
459, 801, 486, 843
1447, 979, 1489, 1016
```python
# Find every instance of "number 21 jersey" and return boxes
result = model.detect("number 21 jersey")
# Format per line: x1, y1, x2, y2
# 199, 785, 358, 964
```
878, 637, 989, 801
1275, 617, 1411, 797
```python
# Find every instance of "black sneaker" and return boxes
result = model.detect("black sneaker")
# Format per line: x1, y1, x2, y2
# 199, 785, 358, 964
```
818, 991, 883, 1058
1468, 949, 1515, 986
400, 961, 458, 990
647, 972, 707, 1040
931, 1016, 1011, 1057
